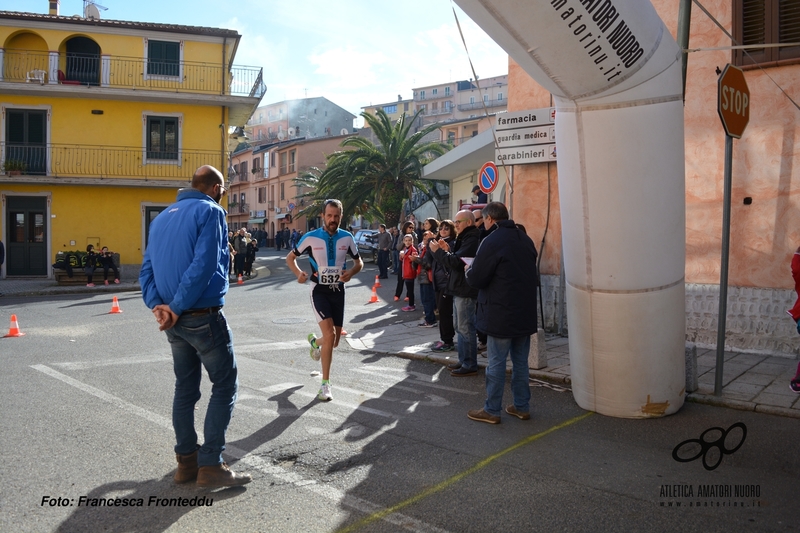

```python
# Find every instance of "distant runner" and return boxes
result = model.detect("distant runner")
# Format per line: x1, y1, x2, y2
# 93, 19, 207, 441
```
286, 199, 363, 401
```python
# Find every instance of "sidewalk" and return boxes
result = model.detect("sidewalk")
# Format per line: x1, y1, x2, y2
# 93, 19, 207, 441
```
345, 321, 800, 419
0, 266, 267, 297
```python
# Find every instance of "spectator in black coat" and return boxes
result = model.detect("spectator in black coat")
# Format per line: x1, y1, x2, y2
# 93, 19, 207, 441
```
464, 202, 539, 424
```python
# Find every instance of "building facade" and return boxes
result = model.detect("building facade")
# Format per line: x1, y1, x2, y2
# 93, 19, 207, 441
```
425, 1, 800, 356
0, 6, 264, 278
245, 97, 355, 144
229, 134, 351, 241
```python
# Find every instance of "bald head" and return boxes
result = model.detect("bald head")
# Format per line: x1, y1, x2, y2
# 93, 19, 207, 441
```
192, 165, 224, 194
191, 165, 224, 202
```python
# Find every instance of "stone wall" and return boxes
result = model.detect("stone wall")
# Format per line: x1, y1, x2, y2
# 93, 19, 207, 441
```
537, 275, 799, 358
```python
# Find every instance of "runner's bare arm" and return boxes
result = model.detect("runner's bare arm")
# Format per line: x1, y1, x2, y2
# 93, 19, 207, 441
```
285, 250, 308, 283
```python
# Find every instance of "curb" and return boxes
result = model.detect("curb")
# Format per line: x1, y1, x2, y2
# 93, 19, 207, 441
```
364, 345, 799, 419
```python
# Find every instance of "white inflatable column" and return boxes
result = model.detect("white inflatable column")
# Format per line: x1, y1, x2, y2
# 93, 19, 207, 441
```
455, 0, 686, 417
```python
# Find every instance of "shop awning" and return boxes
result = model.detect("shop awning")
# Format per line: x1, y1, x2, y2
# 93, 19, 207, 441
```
274, 214, 287, 219
247, 218, 265, 224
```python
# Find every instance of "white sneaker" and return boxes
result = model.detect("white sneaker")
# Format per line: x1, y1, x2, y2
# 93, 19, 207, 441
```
318, 383, 332, 401
307, 333, 321, 361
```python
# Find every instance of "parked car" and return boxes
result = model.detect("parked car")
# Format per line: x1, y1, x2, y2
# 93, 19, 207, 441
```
353, 229, 379, 263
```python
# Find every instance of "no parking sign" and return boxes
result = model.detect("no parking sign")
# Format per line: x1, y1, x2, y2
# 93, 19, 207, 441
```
478, 161, 499, 195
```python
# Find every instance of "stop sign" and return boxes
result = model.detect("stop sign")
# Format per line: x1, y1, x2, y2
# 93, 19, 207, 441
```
717, 64, 750, 139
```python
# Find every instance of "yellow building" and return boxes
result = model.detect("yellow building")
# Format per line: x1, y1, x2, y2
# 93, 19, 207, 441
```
0, 7, 264, 278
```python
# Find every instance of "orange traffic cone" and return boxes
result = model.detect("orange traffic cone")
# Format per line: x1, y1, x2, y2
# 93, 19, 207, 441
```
368, 285, 379, 304
374, 275, 381, 288
4, 314, 25, 337
237, 274, 244, 285
109, 296, 123, 314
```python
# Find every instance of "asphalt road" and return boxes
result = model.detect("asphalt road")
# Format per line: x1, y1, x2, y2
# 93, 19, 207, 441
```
1, 251, 797, 532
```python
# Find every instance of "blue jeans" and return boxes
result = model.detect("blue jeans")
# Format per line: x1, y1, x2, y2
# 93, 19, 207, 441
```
420, 283, 436, 324
484, 335, 531, 417
453, 297, 477, 371
166, 310, 239, 467
392, 250, 400, 273
377, 249, 390, 277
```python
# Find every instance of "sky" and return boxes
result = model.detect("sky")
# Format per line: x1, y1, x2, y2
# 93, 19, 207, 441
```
12, 0, 509, 125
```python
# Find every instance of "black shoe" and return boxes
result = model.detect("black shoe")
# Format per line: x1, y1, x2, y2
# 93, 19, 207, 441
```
447, 362, 462, 370
450, 367, 478, 377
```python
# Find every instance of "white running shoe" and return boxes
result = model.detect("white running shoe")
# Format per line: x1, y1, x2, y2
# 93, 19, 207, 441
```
307, 333, 321, 361
318, 383, 332, 401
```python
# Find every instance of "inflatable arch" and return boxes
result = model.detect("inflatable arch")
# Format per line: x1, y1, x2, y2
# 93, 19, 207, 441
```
454, 0, 685, 418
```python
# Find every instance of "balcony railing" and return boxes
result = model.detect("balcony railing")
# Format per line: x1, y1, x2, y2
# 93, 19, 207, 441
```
1, 142, 222, 179
1, 50, 265, 97
457, 99, 506, 112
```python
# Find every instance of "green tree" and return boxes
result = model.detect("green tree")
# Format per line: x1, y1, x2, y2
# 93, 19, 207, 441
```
295, 109, 450, 228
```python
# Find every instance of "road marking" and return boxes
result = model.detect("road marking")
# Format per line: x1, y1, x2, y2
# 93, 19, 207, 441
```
30, 364, 449, 533
260, 382, 305, 392
52, 355, 170, 370
336, 411, 595, 533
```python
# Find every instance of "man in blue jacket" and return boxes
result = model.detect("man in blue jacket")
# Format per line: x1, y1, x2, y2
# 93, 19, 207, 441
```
465, 202, 539, 424
140, 165, 251, 488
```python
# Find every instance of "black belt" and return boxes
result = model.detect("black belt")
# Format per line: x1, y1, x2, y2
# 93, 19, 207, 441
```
182, 306, 222, 316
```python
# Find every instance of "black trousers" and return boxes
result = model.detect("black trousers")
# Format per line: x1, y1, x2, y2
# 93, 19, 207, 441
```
436, 290, 455, 344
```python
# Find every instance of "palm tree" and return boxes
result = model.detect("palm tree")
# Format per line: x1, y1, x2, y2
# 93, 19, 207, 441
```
295, 109, 450, 228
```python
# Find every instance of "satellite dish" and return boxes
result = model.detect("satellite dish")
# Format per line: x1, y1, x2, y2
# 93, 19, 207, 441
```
340, 128, 348, 135
288, 127, 296, 137
85, 3, 101, 19
277, 131, 286, 141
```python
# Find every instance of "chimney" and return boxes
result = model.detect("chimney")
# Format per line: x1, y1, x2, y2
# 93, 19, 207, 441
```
49, 0, 60, 15
398, 94, 402, 101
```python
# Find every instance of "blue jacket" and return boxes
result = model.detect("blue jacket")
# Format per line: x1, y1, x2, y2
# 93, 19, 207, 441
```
139, 189, 230, 316
465, 220, 538, 338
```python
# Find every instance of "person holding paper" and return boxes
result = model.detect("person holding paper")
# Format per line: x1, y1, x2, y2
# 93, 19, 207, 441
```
430, 210, 480, 376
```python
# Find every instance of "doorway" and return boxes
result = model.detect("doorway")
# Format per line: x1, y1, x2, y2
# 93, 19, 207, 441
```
6, 196, 48, 276
65, 36, 100, 86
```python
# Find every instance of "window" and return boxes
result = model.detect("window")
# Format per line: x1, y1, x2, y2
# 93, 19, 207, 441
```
289, 150, 296, 173
444, 101, 451, 111
5, 108, 47, 175
147, 39, 180, 77
432, 88, 438, 95
280, 182, 285, 200
279, 152, 287, 174
498, 92, 504, 101
445, 86, 451, 96
470, 96, 475, 104
420, 90, 426, 100
734, 0, 800, 66
258, 187, 267, 203
484, 94, 489, 102
146, 116, 179, 161
404, 102, 409, 111
239, 160, 248, 181
271, 151, 276, 167
383, 104, 397, 114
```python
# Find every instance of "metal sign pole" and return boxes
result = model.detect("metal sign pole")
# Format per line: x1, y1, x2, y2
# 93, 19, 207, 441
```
714, 134, 733, 396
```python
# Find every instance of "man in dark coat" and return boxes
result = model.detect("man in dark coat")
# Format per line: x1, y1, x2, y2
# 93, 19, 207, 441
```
430, 210, 481, 376
464, 202, 539, 424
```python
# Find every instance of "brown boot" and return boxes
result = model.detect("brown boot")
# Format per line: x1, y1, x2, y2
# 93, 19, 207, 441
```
174, 450, 198, 484
196, 463, 252, 488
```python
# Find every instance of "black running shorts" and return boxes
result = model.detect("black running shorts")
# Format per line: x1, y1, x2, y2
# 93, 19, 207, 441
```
310, 285, 345, 327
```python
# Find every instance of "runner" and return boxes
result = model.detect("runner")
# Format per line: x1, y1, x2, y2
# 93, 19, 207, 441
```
286, 199, 363, 401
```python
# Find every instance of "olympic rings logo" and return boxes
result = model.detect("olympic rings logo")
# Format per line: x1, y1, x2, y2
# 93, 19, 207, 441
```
672, 422, 747, 471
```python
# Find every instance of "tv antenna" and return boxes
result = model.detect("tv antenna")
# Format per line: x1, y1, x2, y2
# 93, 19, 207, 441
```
84, 0, 107, 19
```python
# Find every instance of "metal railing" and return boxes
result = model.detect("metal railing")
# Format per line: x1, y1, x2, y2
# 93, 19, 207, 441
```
2, 142, 222, 179
2, 50, 265, 97
457, 99, 506, 111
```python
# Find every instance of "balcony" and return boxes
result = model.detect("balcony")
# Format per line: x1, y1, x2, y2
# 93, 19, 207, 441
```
2, 50, 264, 96
1, 142, 222, 180
457, 99, 506, 112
